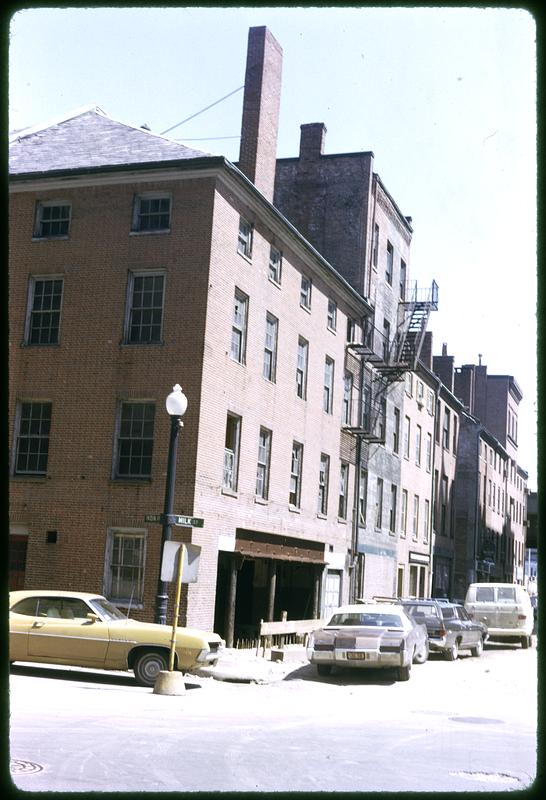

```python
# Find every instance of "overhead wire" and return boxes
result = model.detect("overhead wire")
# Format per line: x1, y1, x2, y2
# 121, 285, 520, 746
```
160, 85, 244, 136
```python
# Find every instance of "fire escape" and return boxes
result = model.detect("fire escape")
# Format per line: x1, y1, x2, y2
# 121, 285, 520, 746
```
344, 280, 439, 442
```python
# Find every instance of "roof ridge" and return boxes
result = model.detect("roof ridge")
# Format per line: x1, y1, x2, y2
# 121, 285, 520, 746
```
9, 104, 108, 143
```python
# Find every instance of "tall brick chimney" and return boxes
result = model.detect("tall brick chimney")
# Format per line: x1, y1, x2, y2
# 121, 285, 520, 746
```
238, 26, 283, 202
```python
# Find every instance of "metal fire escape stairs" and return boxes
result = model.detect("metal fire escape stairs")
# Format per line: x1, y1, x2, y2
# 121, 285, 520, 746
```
344, 280, 438, 444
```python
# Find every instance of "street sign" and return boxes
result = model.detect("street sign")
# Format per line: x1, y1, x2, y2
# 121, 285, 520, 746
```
145, 514, 204, 527
160, 541, 202, 583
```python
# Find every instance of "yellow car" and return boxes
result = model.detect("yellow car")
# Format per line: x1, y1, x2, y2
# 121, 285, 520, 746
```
9, 590, 224, 686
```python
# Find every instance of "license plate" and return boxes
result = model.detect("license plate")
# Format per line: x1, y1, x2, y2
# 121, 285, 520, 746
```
347, 652, 370, 660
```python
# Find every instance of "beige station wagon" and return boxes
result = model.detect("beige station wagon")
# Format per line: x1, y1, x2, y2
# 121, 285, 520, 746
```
9, 590, 223, 686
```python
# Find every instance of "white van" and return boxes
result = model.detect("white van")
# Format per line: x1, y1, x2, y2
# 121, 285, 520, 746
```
464, 583, 534, 648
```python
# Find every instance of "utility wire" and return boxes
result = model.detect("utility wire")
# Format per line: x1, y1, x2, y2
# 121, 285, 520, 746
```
160, 85, 244, 136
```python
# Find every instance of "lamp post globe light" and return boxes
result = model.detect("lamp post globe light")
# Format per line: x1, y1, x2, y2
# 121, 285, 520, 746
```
155, 384, 188, 625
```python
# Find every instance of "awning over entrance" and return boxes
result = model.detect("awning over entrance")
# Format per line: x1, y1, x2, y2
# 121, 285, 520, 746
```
235, 529, 325, 564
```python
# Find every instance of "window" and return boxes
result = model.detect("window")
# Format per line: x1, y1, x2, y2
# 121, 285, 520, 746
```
347, 317, 359, 343
263, 313, 278, 382
327, 299, 337, 331
372, 223, 379, 267
389, 484, 398, 533
416, 381, 424, 405
415, 424, 422, 466
426, 432, 432, 472
14, 401, 52, 475
426, 389, 434, 415
362, 384, 372, 432
440, 475, 449, 535
125, 272, 165, 344
296, 337, 309, 399
393, 408, 400, 453
383, 319, 390, 362
405, 372, 413, 396
378, 398, 387, 441
105, 530, 145, 604
400, 259, 406, 300
268, 245, 282, 283
34, 200, 71, 238
26, 277, 63, 345
323, 357, 335, 413
338, 462, 349, 519
342, 373, 353, 425
318, 454, 330, 516
115, 402, 155, 479
300, 275, 312, 309
375, 478, 384, 529
132, 193, 171, 232
435, 401, 442, 443
289, 442, 303, 508
231, 289, 248, 364
401, 490, 408, 537
412, 495, 420, 541
256, 428, 272, 500
442, 408, 451, 450
237, 217, 253, 258
386, 240, 394, 285
453, 416, 458, 454
224, 414, 241, 491
424, 499, 430, 544
358, 468, 368, 526
403, 416, 411, 459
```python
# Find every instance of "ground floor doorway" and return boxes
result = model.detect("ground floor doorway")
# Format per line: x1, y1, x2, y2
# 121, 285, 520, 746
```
9, 534, 28, 590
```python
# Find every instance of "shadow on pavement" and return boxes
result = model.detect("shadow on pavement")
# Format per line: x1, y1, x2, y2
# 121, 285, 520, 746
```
9, 663, 202, 691
283, 662, 397, 685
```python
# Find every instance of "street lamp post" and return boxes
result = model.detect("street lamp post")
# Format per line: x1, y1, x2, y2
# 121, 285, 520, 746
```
155, 384, 188, 625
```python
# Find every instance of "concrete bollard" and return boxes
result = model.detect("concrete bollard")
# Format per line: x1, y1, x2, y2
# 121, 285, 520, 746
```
153, 670, 186, 696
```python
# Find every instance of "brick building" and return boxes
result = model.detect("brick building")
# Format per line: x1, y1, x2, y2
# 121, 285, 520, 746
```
9, 26, 443, 638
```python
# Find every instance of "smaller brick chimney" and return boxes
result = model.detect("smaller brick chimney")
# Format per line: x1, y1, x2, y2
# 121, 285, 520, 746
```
238, 26, 283, 202
420, 331, 433, 371
433, 342, 455, 393
299, 123, 327, 160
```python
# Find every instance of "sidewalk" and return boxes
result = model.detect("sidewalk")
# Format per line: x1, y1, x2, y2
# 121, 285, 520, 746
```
192, 645, 308, 683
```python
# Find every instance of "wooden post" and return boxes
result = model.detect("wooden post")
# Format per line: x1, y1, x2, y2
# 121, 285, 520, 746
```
312, 567, 321, 619
224, 554, 238, 649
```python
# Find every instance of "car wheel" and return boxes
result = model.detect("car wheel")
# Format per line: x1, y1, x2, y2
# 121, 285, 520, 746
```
445, 640, 459, 661
413, 641, 429, 665
133, 650, 169, 686
521, 636, 529, 649
470, 637, 484, 657
397, 665, 411, 681
317, 664, 332, 677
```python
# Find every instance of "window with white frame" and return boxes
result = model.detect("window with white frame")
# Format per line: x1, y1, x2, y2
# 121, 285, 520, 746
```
255, 427, 272, 500
132, 193, 171, 233
231, 289, 248, 364
300, 275, 312, 309
416, 380, 424, 405
426, 389, 435, 415
386, 241, 394, 285
318, 453, 330, 516
389, 484, 398, 534
442, 408, 451, 450
403, 415, 411, 459
125, 272, 165, 344
327, 299, 337, 331
263, 313, 278, 382
14, 401, 52, 475
338, 462, 349, 519
361, 384, 372, 432
400, 259, 406, 300
296, 337, 309, 399
393, 407, 400, 454
105, 529, 145, 604
115, 402, 155, 479
382, 319, 391, 362
401, 489, 408, 537
224, 413, 241, 491
26, 276, 64, 345
372, 223, 379, 267
424, 499, 430, 544
346, 317, 360, 343
323, 357, 335, 414
237, 217, 253, 258
415, 424, 422, 466
289, 442, 303, 508
405, 372, 413, 396
375, 478, 384, 529
412, 495, 420, 541
269, 245, 282, 284
34, 200, 71, 238
378, 397, 387, 441
359, 467, 368, 527
426, 432, 432, 472
342, 372, 353, 425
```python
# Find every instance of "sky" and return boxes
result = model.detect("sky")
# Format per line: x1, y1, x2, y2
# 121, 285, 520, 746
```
8, 5, 538, 488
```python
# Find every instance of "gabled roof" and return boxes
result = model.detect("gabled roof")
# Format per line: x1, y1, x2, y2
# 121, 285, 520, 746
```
9, 105, 211, 176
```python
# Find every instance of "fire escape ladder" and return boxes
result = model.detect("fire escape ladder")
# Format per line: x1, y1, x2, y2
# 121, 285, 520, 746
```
391, 280, 439, 371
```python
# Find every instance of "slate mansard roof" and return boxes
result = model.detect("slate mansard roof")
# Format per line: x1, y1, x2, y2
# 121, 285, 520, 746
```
9, 105, 212, 177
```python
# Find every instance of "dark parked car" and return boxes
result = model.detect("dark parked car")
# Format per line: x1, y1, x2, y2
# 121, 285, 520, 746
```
397, 599, 488, 661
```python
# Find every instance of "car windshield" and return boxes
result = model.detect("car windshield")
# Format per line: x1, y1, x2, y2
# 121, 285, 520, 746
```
440, 606, 456, 620
89, 597, 127, 621
328, 612, 403, 627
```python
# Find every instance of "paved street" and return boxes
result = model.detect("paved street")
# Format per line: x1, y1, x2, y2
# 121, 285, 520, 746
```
9, 641, 537, 793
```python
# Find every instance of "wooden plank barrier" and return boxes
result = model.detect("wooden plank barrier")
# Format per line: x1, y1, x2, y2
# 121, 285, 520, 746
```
256, 617, 323, 657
